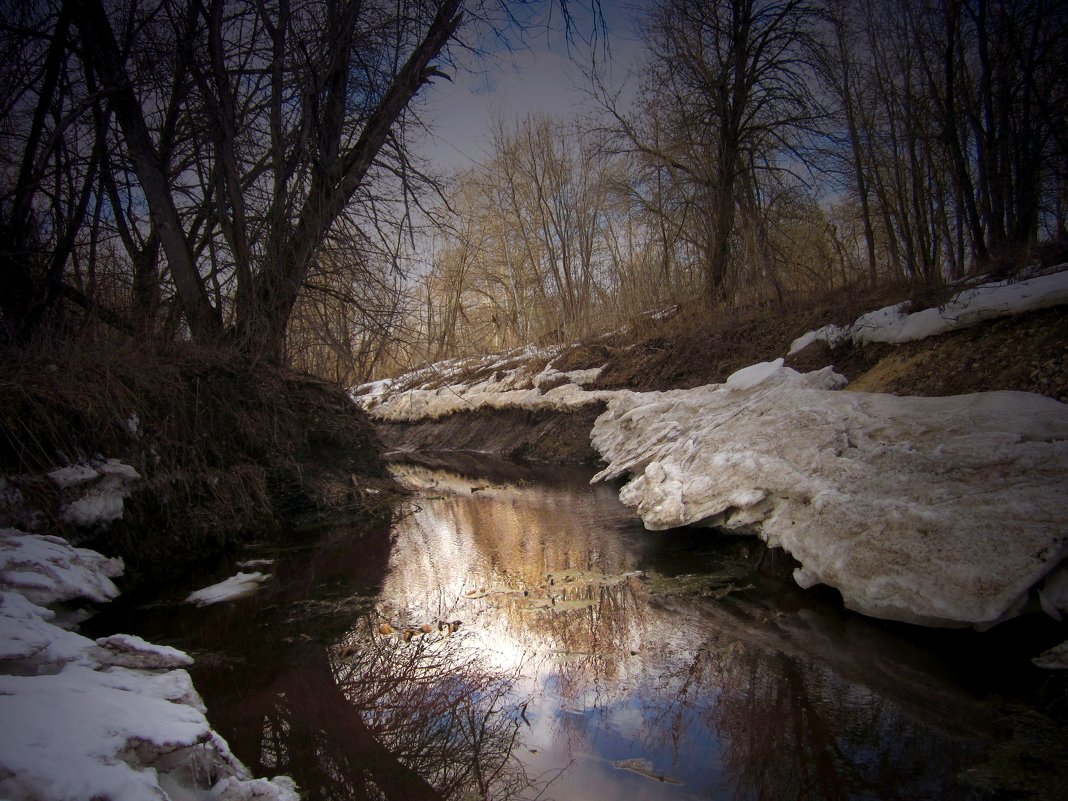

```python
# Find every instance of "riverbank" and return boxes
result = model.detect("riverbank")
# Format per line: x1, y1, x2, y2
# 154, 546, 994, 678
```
0, 344, 401, 800
1, 343, 397, 592
356, 268, 1068, 632
0, 526, 301, 800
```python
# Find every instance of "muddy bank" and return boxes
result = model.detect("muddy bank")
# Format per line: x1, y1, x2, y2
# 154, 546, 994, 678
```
375, 404, 607, 465
1, 344, 397, 592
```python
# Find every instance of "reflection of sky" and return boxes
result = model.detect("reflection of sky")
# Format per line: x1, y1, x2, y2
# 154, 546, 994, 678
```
413, 0, 648, 172
374, 462, 1003, 801
381, 464, 709, 797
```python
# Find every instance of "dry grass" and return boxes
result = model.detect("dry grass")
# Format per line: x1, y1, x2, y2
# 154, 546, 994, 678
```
544, 280, 917, 391
0, 336, 395, 589
545, 271, 1067, 402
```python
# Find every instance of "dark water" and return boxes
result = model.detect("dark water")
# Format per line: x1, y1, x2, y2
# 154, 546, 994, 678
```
92, 454, 1066, 801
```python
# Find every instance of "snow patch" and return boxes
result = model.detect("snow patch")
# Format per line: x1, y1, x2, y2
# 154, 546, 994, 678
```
0, 525, 298, 800
91, 633, 195, 671
790, 269, 1068, 353
48, 464, 100, 489
1033, 641, 1068, 670
59, 459, 141, 527
0, 529, 122, 606
185, 572, 271, 606
591, 364, 1068, 627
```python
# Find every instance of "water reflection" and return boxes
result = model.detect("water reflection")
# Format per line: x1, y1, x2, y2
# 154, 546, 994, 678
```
377, 459, 1001, 800
95, 455, 1063, 800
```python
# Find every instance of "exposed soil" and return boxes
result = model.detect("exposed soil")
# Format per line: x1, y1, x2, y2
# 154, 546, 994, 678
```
0, 344, 398, 590
830, 306, 1068, 401
377, 404, 607, 465
569, 282, 1068, 403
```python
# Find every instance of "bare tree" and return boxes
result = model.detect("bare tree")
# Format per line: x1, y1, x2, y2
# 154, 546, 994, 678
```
67, 0, 466, 361
820, 0, 1067, 285
603, 0, 825, 308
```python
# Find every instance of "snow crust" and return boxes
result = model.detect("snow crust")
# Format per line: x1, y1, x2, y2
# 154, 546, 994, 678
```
0, 525, 298, 800
48, 464, 101, 489
185, 571, 271, 606
0, 529, 122, 606
1033, 641, 1068, 670
58, 458, 141, 527
357, 349, 613, 422
788, 269, 1068, 354
591, 362, 1068, 627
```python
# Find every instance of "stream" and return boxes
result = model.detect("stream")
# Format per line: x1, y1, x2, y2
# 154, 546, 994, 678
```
91, 453, 1066, 800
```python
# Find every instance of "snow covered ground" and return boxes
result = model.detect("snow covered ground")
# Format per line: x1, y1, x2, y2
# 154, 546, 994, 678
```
591, 361, 1068, 627
356, 346, 616, 422
0, 465, 298, 800
356, 270, 1068, 630
788, 268, 1068, 352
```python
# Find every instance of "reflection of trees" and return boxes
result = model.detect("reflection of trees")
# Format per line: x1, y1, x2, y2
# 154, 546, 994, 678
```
628, 591, 990, 800
109, 513, 539, 801
328, 622, 532, 800
386, 463, 652, 690
217, 618, 538, 801
252, 643, 441, 801
384, 459, 998, 799
108, 456, 1013, 800
716, 651, 857, 801
709, 646, 984, 801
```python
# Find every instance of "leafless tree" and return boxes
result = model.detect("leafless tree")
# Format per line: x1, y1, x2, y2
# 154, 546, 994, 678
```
3, 1, 609, 362
600, 0, 825, 308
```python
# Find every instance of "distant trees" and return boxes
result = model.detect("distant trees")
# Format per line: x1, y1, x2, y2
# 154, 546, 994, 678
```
400, 0, 1066, 369
416, 116, 619, 356
820, 0, 1067, 284
612, 0, 826, 308
413, 115, 691, 358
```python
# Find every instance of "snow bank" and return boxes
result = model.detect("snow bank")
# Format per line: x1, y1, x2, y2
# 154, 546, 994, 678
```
789, 269, 1068, 354
0, 529, 122, 606
186, 571, 271, 606
0, 527, 298, 800
358, 350, 611, 422
591, 361, 1068, 627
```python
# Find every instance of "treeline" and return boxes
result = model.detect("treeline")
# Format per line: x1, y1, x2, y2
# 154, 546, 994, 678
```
1, 1, 1065, 385
406, 0, 1067, 367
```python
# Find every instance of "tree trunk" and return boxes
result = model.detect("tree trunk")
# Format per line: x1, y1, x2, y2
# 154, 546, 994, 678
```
244, 0, 463, 362
73, 0, 224, 344
1, 2, 72, 343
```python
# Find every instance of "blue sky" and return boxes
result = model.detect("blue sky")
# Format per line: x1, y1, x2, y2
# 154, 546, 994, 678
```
413, 0, 648, 172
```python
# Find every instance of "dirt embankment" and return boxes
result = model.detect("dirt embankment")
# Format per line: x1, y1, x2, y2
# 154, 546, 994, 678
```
372, 280, 1067, 464
582, 292, 1068, 402
1, 344, 397, 591
377, 404, 607, 464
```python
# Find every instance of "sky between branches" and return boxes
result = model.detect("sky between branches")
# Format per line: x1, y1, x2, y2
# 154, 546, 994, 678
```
414, 0, 646, 172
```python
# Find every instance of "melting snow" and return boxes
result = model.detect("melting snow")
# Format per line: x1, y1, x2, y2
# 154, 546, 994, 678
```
789, 269, 1068, 354
0, 524, 297, 799
185, 571, 271, 606
0, 530, 122, 606
360, 358, 614, 422
590, 362, 1068, 627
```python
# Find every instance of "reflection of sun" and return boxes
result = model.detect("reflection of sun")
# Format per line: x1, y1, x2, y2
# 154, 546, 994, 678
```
380, 468, 654, 685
